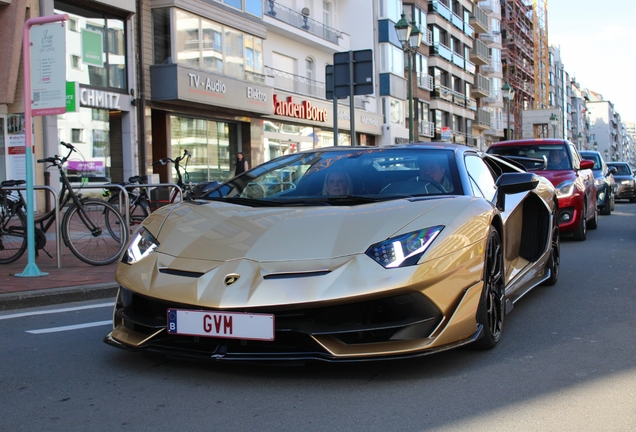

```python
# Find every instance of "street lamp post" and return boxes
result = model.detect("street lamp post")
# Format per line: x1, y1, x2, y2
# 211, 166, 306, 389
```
395, 13, 422, 142
577, 132, 583, 150
604, 149, 609, 161
549, 113, 558, 138
593, 142, 598, 151
501, 82, 514, 140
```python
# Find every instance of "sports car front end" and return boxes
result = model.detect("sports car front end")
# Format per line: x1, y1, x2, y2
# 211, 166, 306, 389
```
105, 195, 493, 362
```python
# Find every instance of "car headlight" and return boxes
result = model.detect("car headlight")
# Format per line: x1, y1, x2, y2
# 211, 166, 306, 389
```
594, 178, 605, 187
365, 226, 444, 268
122, 227, 159, 265
556, 180, 575, 198
621, 180, 632, 185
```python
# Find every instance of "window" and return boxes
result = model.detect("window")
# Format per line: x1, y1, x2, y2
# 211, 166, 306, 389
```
390, 99, 404, 124
55, 6, 127, 90
379, 43, 404, 75
306, 58, 314, 82
323, 1, 332, 28
92, 129, 109, 158
166, 9, 264, 82
69, 18, 79, 32
465, 155, 496, 200
71, 55, 82, 70
379, 0, 401, 22
71, 129, 84, 143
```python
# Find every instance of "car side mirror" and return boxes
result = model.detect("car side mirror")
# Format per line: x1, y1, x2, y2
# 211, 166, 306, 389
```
580, 160, 594, 170
495, 172, 540, 211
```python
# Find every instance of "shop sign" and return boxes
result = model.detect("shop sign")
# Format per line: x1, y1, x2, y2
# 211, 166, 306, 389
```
66, 81, 79, 112
188, 74, 227, 94
273, 95, 327, 122
79, 87, 129, 110
82, 29, 103, 68
30, 22, 67, 116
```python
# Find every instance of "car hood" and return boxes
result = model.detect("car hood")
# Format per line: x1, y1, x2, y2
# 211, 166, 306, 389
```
532, 169, 576, 187
142, 197, 476, 262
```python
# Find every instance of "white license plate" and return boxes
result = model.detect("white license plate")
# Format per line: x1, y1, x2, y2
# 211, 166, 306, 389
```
167, 309, 275, 341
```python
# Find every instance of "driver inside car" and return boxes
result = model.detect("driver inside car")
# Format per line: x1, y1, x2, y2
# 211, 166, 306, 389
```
419, 157, 453, 193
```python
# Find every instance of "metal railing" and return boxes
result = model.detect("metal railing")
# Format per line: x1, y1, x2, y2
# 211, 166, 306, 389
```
266, 66, 326, 98
418, 73, 434, 91
264, 0, 342, 44
419, 121, 435, 137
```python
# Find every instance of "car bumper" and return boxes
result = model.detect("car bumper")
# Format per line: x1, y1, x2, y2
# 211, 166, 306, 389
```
104, 283, 483, 362
556, 194, 585, 233
615, 183, 636, 199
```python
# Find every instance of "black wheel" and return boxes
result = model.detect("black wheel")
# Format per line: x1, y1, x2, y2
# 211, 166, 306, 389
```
0, 206, 27, 264
107, 194, 150, 237
573, 204, 587, 241
62, 199, 127, 266
588, 207, 598, 230
601, 190, 611, 215
543, 226, 560, 286
473, 227, 505, 350
630, 197, 636, 203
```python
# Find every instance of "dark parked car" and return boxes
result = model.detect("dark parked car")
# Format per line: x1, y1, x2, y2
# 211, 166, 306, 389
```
607, 162, 636, 203
488, 139, 597, 241
580, 151, 616, 215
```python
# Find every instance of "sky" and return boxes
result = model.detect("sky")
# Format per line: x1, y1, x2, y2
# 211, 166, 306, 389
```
548, 0, 636, 122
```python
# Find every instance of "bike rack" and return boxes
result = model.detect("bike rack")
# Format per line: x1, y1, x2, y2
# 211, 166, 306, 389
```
1, 185, 61, 269
104, 182, 182, 227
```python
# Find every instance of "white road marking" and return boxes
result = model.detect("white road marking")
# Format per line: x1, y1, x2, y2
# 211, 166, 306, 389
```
0, 302, 114, 321
26, 320, 112, 334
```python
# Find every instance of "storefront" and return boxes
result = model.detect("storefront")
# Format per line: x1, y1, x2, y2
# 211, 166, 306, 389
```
263, 91, 383, 162
149, 64, 273, 183
49, 0, 137, 187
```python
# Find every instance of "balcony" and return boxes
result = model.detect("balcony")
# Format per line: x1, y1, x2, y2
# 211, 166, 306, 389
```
479, 31, 501, 45
432, 84, 453, 103
451, 11, 463, 30
422, 28, 433, 47
475, 108, 491, 129
469, 39, 490, 66
463, 23, 474, 38
265, 66, 325, 98
451, 52, 465, 69
481, 59, 502, 74
452, 90, 467, 108
264, 0, 343, 45
417, 73, 434, 91
465, 59, 476, 75
419, 121, 435, 138
482, 87, 501, 104
478, 0, 500, 14
432, 42, 453, 62
430, 0, 452, 21
470, 6, 489, 33
471, 73, 490, 98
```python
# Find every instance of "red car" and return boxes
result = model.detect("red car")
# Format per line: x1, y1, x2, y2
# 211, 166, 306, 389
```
488, 139, 597, 241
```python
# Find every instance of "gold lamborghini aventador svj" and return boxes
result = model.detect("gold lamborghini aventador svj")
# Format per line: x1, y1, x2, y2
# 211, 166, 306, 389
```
105, 143, 559, 362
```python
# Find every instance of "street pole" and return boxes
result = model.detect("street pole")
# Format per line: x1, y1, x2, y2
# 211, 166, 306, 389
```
407, 50, 413, 142
506, 99, 510, 140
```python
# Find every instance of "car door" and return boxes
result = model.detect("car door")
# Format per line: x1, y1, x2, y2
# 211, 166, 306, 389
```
573, 146, 597, 217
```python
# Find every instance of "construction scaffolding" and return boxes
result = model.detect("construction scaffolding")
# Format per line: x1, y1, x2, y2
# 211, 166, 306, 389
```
533, 0, 549, 109
502, 0, 549, 139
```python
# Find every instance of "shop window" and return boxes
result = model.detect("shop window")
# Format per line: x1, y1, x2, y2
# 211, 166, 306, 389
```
92, 130, 109, 158
69, 18, 79, 32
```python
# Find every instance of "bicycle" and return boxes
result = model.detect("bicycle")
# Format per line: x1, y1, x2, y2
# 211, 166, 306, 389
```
103, 175, 151, 230
0, 180, 29, 264
151, 149, 197, 204
0, 142, 128, 266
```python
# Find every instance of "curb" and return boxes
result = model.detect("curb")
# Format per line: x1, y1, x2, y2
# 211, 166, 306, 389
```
0, 282, 119, 311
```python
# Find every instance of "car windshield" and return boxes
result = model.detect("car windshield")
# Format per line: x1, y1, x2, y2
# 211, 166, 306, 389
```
488, 144, 571, 170
580, 152, 602, 169
609, 164, 631, 175
202, 147, 461, 206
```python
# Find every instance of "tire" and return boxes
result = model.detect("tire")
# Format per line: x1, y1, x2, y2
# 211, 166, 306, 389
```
543, 226, 560, 286
0, 207, 27, 264
472, 227, 505, 350
588, 207, 598, 230
630, 197, 636, 203
572, 205, 587, 241
107, 194, 150, 238
600, 189, 611, 215
62, 199, 128, 266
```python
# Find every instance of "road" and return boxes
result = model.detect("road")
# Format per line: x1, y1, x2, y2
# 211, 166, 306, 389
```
2, 203, 636, 431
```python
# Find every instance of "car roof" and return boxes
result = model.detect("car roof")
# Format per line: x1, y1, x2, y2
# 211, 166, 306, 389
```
294, 142, 478, 155
489, 139, 570, 148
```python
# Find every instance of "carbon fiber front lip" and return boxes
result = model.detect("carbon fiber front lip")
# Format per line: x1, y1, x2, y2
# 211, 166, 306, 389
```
104, 327, 482, 363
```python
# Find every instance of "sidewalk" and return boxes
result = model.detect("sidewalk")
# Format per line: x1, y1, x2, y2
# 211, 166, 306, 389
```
0, 243, 119, 310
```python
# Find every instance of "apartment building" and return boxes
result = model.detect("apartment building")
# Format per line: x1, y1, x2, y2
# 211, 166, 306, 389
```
144, 0, 386, 184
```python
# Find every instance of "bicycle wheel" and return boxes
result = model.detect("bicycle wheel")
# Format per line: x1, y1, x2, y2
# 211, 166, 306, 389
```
107, 194, 150, 237
0, 205, 27, 264
62, 199, 127, 266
